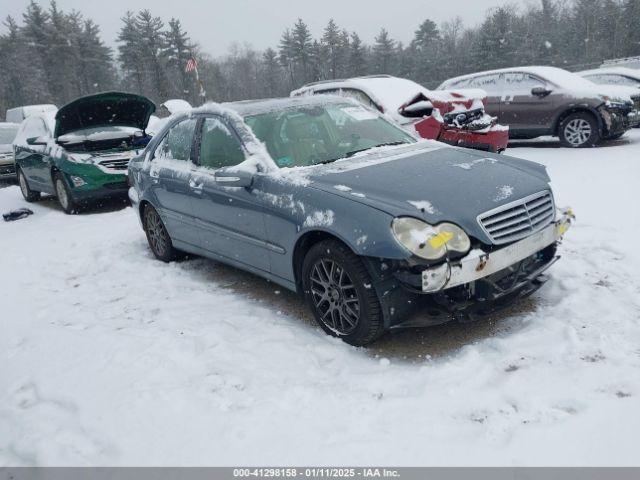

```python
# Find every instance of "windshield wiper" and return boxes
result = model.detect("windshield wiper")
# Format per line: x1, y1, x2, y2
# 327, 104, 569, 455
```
345, 141, 407, 158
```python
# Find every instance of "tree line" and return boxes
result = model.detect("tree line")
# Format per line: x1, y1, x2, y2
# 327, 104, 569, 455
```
1, 0, 639, 118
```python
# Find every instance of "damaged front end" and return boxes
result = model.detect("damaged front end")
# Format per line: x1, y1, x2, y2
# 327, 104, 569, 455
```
599, 97, 640, 137
399, 92, 509, 153
365, 207, 574, 329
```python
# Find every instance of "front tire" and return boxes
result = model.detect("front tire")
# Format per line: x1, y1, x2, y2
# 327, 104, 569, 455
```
17, 168, 41, 202
559, 112, 600, 148
53, 172, 78, 214
143, 204, 179, 262
302, 240, 385, 346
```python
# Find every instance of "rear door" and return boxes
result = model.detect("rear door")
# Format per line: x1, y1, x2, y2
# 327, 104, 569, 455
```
499, 72, 559, 135
146, 117, 201, 247
189, 115, 271, 272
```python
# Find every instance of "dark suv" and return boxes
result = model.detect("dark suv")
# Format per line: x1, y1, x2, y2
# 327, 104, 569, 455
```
438, 66, 637, 147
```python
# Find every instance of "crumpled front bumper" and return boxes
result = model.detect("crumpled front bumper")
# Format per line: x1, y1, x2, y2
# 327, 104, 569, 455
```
421, 208, 574, 293
413, 116, 510, 153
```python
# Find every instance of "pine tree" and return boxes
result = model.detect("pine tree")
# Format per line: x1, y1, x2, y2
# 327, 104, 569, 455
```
118, 11, 145, 94
322, 19, 346, 79
278, 29, 295, 88
347, 32, 367, 76
0, 15, 51, 111
77, 19, 116, 94
291, 19, 313, 84
411, 19, 441, 85
164, 18, 194, 101
135, 10, 169, 101
262, 47, 284, 97
372, 28, 395, 74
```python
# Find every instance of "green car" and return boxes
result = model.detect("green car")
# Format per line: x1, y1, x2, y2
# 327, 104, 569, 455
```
14, 92, 156, 213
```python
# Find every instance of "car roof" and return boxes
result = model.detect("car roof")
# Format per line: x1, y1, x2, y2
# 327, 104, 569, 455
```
577, 66, 640, 80
222, 94, 353, 116
438, 66, 592, 89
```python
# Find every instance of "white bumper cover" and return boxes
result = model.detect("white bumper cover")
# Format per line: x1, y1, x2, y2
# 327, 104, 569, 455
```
422, 211, 573, 292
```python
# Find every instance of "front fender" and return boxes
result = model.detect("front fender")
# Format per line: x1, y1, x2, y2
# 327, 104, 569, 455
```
255, 175, 412, 284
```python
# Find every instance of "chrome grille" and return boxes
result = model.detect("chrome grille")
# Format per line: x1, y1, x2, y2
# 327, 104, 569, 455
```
478, 191, 555, 245
99, 158, 130, 170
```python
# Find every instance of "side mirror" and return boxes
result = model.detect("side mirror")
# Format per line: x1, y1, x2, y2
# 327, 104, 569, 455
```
399, 100, 434, 118
531, 86, 552, 97
214, 167, 254, 188
26, 136, 48, 146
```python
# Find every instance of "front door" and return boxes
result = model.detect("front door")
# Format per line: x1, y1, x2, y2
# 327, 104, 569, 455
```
499, 72, 559, 135
18, 117, 52, 191
189, 116, 271, 272
146, 117, 201, 247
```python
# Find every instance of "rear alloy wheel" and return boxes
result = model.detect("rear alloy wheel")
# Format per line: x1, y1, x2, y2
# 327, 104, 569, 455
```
17, 168, 41, 202
143, 205, 179, 262
54, 172, 78, 214
559, 112, 600, 148
302, 240, 385, 346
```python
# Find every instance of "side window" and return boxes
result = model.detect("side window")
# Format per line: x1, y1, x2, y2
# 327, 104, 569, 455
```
466, 74, 504, 95
339, 88, 380, 111
587, 74, 639, 86
198, 117, 245, 170
503, 73, 546, 94
154, 118, 197, 161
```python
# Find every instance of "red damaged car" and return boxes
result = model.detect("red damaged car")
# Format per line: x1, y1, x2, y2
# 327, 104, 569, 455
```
291, 75, 509, 153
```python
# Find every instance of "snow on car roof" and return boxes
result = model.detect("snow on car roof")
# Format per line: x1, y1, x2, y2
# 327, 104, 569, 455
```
439, 66, 599, 90
224, 94, 355, 116
293, 75, 487, 115
577, 66, 640, 80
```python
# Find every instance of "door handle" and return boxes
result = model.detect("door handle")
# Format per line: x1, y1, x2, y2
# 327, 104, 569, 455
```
149, 164, 160, 180
189, 177, 204, 193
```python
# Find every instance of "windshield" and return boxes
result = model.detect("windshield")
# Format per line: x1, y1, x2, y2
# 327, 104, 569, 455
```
0, 125, 19, 144
244, 103, 415, 168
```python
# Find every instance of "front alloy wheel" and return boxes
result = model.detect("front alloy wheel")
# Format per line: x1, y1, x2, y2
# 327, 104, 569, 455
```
559, 112, 600, 148
53, 172, 77, 214
309, 258, 360, 335
302, 240, 385, 346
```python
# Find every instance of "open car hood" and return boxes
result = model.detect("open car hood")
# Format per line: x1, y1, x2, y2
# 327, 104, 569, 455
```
54, 92, 156, 138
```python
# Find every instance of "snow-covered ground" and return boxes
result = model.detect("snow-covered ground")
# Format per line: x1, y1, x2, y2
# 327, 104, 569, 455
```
1, 131, 639, 466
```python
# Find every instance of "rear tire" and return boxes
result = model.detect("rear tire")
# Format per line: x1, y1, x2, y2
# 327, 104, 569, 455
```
302, 239, 385, 346
143, 204, 179, 262
17, 168, 41, 202
559, 112, 600, 148
54, 172, 78, 214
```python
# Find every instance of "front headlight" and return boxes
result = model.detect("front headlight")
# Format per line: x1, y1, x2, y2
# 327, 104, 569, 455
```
391, 217, 470, 260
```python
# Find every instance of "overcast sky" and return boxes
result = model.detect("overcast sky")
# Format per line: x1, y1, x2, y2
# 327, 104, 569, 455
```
0, 0, 527, 56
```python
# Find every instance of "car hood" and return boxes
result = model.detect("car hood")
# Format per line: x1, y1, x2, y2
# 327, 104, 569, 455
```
305, 143, 551, 242
55, 92, 156, 138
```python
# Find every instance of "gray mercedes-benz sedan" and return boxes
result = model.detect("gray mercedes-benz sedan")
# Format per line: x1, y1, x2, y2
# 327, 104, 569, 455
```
128, 95, 573, 346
